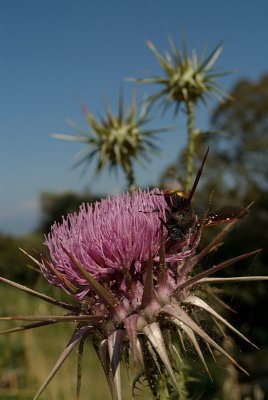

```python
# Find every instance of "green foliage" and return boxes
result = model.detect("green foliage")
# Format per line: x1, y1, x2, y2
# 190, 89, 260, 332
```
207, 73, 268, 193
0, 233, 43, 285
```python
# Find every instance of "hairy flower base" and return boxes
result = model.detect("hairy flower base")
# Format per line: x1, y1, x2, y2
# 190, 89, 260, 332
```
0, 191, 265, 400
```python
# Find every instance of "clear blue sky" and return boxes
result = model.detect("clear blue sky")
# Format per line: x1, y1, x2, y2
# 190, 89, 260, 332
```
1, 0, 268, 235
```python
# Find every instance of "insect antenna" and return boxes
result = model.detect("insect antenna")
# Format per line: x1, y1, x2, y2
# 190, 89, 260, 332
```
186, 148, 209, 204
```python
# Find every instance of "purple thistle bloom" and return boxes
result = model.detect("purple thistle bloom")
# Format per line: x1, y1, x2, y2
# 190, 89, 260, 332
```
1, 187, 260, 400
43, 189, 199, 301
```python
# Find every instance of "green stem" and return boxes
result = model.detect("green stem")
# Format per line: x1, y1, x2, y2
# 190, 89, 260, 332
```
185, 100, 196, 193
156, 378, 170, 400
124, 161, 136, 192
154, 362, 188, 400
143, 337, 188, 400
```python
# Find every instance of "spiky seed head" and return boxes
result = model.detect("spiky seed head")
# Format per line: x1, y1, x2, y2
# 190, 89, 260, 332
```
132, 36, 231, 112
52, 92, 169, 190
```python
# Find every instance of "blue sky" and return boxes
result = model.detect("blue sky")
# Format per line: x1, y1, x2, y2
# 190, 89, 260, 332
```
1, 0, 268, 235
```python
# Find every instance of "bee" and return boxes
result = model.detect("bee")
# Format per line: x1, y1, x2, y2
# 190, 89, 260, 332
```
161, 190, 198, 242
160, 149, 249, 243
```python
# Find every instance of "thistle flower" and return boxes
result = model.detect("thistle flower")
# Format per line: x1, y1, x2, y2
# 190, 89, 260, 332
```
0, 190, 266, 400
52, 91, 169, 192
42, 190, 197, 302
134, 36, 230, 111
131, 36, 232, 193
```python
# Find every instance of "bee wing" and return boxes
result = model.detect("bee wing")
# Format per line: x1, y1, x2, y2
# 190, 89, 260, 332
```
204, 206, 249, 227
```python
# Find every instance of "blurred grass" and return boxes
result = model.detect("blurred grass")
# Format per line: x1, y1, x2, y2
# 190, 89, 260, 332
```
0, 285, 150, 400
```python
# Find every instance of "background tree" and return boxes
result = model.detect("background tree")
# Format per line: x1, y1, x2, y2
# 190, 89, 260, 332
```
197, 73, 268, 202
0, 233, 42, 284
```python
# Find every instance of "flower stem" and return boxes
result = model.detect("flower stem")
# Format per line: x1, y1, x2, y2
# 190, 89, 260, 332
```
156, 378, 170, 400
124, 161, 136, 192
185, 100, 196, 193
